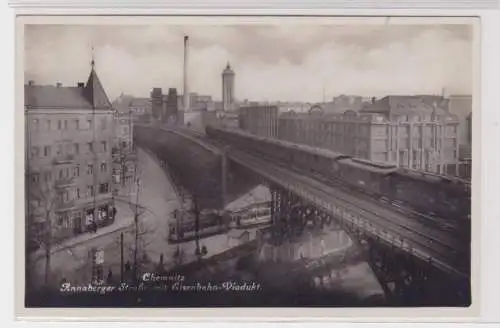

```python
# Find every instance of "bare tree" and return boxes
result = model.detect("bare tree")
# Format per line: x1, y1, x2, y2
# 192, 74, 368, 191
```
112, 142, 130, 189
26, 163, 74, 289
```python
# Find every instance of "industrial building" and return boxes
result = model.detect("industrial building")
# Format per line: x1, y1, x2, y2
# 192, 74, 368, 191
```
278, 95, 461, 175
239, 105, 279, 138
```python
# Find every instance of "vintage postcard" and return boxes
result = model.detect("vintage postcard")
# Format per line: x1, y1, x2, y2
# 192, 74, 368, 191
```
16, 15, 479, 319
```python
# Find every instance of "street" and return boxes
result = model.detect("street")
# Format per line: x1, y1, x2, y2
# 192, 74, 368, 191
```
28, 147, 262, 289
135, 147, 261, 269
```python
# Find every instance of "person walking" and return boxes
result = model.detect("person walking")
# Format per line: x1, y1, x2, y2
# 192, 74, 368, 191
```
106, 269, 113, 284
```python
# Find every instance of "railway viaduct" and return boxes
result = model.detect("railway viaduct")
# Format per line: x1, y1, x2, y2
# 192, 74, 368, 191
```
134, 123, 471, 307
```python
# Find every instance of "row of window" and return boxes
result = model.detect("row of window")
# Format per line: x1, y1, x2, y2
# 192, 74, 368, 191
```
30, 141, 108, 158
31, 117, 108, 132
30, 182, 110, 211
56, 183, 110, 205
30, 162, 109, 184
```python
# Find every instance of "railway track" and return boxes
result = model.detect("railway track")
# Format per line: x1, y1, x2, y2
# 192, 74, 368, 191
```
181, 128, 465, 240
231, 149, 468, 278
192, 130, 466, 243
176, 128, 469, 274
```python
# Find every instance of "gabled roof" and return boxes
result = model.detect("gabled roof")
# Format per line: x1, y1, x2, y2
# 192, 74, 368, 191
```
111, 94, 134, 112
25, 62, 112, 111
83, 64, 112, 109
25, 85, 93, 109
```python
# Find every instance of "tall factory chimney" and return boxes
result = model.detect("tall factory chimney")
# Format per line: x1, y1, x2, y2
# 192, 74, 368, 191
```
183, 35, 190, 112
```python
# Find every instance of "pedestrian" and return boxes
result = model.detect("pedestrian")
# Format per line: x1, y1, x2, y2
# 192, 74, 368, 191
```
112, 207, 117, 219
107, 269, 113, 284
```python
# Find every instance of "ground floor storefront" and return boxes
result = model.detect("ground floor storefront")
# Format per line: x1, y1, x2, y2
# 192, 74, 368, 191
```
29, 198, 118, 248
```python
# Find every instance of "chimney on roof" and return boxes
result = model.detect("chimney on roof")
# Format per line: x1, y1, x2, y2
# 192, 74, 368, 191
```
56, 82, 62, 88
77, 82, 85, 88
28, 80, 35, 86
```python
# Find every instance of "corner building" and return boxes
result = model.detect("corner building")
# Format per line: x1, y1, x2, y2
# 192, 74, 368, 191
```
25, 61, 115, 243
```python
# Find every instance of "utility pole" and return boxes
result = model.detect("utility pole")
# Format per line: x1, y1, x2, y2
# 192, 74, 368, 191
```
132, 158, 140, 284
120, 231, 124, 283
193, 194, 200, 257
91, 52, 98, 236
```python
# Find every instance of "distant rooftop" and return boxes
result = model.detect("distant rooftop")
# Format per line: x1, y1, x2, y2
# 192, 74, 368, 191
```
360, 95, 449, 116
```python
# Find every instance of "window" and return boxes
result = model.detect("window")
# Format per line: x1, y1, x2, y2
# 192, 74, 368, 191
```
87, 142, 93, 153
64, 120, 68, 130
31, 173, 39, 183
46, 120, 51, 131
99, 183, 109, 194
43, 146, 51, 157
88, 186, 94, 197
63, 191, 70, 202
100, 162, 107, 173
87, 164, 94, 176
32, 119, 39, 130
73, 165, 80, 177
30, 146, 39, 158
101, 141, 107, 152
121, 141, 127, 149
74, 143, 79, 154
57, 120, 62, 130
59, 169, 63, 179
87, 119, 93, 130
76, 188, 80, 199
57, 144, 63, 156
75, 119, 80, 130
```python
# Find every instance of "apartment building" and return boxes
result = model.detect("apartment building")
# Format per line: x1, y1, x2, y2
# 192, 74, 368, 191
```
25, 61, 115, 244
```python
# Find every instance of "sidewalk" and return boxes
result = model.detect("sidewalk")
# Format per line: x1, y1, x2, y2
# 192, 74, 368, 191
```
29, 201, 139, 262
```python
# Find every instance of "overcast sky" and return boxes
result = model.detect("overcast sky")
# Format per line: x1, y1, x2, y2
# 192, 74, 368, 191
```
24, 24, 473, 102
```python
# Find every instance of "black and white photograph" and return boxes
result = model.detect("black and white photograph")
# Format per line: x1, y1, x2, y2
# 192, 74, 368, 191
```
21, 17, 475, 309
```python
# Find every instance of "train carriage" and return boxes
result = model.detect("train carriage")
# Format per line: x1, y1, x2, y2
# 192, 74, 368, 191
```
205, 125, 470, 221
390, 169, 471, 220
336, 158, 396, 196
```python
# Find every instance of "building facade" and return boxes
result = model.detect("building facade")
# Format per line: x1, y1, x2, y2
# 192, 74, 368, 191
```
149, 87, 184, 125
239, 105, 279, 138
151, 88, 163, 122
448, 94, 472, 146
111, 111, 135, 190
166, 88, 180, 123
111, 94, 152, 123
222, 62, 235, 112
466, 112, 472, 146
25, 62, 115, 245
278, 95, 460, 174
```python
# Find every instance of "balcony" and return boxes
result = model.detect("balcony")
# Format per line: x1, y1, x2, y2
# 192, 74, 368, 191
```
52, 154, 75, 165
55, 177, 76, 189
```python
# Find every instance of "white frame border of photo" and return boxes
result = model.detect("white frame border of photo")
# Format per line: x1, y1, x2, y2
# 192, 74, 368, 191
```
12, 11, 488, 323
